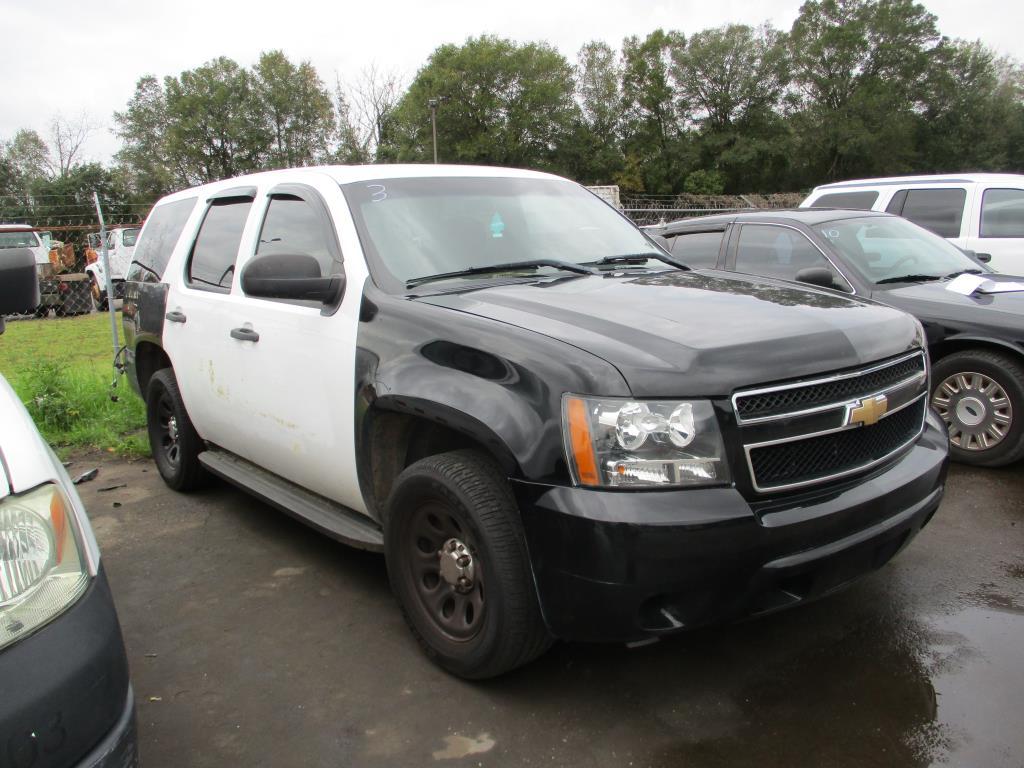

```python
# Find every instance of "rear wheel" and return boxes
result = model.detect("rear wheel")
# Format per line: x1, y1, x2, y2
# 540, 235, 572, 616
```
90, 276, 108, 311
146, 368, 209, 491
385, 450, 550, 679
930, 350, 1024, 467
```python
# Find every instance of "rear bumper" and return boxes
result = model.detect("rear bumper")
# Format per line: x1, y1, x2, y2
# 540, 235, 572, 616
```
515, 409, 949, 642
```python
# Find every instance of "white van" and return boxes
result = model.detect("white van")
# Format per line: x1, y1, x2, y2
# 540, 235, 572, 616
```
800, 173, 1024, 273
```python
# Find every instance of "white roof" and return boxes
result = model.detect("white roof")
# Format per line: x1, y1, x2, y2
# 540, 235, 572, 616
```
816, 172, 1024, 191
158, 164, 563, 205
0, 223, 35, 230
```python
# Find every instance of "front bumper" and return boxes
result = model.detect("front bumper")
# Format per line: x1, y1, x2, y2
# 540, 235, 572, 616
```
515, 409, 949, 642
0, 566, 137, 768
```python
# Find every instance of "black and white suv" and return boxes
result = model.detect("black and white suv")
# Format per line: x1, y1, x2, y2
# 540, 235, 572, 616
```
122, 165, 948, 678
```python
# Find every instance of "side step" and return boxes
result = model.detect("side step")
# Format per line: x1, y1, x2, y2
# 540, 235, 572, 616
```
198, 449, 384, 552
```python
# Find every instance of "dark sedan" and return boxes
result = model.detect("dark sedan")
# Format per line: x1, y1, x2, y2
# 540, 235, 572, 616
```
646, 209, 1024, 467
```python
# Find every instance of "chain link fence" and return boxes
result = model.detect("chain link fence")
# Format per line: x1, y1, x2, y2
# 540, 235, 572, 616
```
620, 192, 805, 226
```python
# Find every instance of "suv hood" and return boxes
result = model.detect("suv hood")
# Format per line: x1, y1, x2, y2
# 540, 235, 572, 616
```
419, 270, 921, 397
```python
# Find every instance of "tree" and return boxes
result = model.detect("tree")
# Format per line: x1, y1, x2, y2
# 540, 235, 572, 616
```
332, 79, 369, 164
385, 36, 578, 170
346, 64, 404, 161
788, 0, 941, 183
619, 29, 689, 193
253, 51, 335, 168
162, 57, 269, 185
114, 75, 174, 198
916, 40, 1024, 172
4, 129, 51, 183
672, 24, 793, 192
564, 41, 625, 184
49, 113, 95, 178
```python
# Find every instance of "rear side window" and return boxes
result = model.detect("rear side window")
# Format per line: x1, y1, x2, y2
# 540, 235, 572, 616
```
129, 197, 196, 281
980, 189, 1024, 238
187, 198, 253, 291
891, 188, 966, 238
668, 230, 724, 268
809, 191, 879, 210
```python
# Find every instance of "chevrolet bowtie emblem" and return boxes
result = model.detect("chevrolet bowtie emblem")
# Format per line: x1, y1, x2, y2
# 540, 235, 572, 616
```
847, 395, 889, 427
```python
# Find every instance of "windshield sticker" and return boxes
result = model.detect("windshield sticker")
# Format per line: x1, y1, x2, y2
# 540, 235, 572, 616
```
367, 184, 387, 203
490, 212, 505, 239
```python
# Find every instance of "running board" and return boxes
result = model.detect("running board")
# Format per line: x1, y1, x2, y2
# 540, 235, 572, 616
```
198, 449, 383, 552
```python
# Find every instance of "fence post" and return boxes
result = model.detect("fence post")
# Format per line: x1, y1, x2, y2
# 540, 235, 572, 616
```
92, 192, 120, 361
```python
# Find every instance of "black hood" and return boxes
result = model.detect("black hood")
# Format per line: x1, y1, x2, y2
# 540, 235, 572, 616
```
419, 270, 921, 397
878, 276, 1024, 342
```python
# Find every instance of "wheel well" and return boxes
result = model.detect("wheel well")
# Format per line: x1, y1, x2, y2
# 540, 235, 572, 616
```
366, 409, 519, 514
134, 341, 172, 395
929, 339, 1024, 369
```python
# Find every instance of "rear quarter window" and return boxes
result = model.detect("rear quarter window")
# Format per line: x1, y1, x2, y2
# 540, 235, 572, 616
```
809, 191, 879, 210
128, 197, 197, 282
980, 189, 1024, 238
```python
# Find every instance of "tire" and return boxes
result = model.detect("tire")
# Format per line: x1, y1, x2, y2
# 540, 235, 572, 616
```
90, 276, 108, 311
33, 305, 48, 319
146, 368, 209, 491
930, 349, 1024, 467
384, 450, 551, 679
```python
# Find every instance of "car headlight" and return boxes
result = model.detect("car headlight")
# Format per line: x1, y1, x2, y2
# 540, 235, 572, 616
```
562, 395, 731, 487
1, 484, 90, 651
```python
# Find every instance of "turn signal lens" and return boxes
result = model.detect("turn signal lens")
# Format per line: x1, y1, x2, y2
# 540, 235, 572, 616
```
565, 396, 600, 485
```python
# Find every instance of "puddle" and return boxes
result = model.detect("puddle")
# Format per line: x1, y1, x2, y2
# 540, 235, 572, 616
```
917, 606, 1024, 766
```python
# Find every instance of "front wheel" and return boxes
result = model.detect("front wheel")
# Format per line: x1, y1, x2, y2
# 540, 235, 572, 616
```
146, 368, 209, 491
930, 350, 1024, 467
385, 450, 551, 679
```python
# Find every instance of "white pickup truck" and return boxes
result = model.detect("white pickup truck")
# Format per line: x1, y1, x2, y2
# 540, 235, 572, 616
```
86, 227, 140, 309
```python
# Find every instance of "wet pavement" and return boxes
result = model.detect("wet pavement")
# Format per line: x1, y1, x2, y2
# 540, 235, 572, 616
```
76, 457, 1024, 767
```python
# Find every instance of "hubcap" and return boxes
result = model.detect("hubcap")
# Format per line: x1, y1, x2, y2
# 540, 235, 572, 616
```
405, 504, 485, 641
931, 371, 1012, 451
157, 395, 181, 465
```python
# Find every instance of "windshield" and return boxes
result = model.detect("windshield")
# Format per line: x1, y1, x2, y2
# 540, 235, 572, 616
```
815, 216, 988, 285
0, 231, 40, 249
122, 228, 140, 246
343, 176, 661, 291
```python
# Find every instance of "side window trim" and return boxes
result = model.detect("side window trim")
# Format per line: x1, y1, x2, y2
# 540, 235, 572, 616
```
733, 222, 856, 294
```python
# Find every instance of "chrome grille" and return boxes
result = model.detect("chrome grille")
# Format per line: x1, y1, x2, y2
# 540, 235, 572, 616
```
734, 351, 929, 493
734, 352, 925, 423
748, 397, 926, 490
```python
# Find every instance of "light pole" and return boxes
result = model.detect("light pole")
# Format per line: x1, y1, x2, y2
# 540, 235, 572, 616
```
428, 98, 439, 164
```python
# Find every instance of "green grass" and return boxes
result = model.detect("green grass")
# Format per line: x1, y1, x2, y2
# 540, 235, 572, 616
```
0, 314, 149, 458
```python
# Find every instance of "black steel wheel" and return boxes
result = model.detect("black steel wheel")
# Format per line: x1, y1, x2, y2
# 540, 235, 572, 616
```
146, 368, 209, 491
931, 350, 1024, 467
385, 450, 550, 679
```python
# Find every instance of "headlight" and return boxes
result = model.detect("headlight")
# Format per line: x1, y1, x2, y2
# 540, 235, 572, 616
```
1, 484, 89, 650
563, 396, 731, 488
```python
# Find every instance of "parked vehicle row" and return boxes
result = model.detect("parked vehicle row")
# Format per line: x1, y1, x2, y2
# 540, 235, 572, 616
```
646, 208, 1024, 467
0, 224, 92, 317
120, 165, 948, 678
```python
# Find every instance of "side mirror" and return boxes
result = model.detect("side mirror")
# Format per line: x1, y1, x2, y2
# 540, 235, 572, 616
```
975, 252, 992, 264
795, 266, 837, 289
241, 253, 345, 304
0, 248, 41, 334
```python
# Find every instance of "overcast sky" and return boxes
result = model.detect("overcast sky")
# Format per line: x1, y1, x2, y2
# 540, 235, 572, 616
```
2, 0, 1021, 164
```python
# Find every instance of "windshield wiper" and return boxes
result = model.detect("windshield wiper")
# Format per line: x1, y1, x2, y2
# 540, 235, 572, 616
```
945, 269, 985, 279
875, 273, 945, 285
586, 252, 690, 271
406, 258, 598, 289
